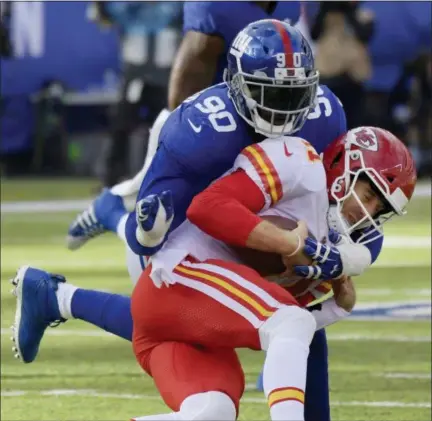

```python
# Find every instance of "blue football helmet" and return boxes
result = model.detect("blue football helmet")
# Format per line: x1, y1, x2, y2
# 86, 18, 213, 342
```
225, 19, 319, 138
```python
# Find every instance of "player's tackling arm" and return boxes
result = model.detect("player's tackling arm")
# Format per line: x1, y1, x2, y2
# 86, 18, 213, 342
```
189, 138, 326, 255
187, 169, 303, 256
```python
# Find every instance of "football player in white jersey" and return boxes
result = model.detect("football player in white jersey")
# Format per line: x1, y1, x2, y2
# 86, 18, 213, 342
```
11, 127, 417, 421
128, 127, 416, 421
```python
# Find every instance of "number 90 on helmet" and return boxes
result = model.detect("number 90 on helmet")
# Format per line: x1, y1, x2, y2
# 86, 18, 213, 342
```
225, 19, 319, 138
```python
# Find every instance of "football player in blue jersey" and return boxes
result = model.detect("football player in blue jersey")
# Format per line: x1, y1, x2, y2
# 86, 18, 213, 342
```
98, 1, 304, 211
14, 19, 375, 421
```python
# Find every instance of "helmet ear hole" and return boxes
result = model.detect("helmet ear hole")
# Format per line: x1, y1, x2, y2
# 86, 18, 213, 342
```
330, 151, 343, 169
387, 176, 394, 183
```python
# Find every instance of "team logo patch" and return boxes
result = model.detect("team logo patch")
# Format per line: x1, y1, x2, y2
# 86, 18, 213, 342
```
230, 31, 252, 58
349, 127, 379, 152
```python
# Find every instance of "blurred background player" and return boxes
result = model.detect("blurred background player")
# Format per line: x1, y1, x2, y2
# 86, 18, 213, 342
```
304, 1, 431, 171
307, 1, 374, 129
109, 0, 304, 205
88, 2, 183, 189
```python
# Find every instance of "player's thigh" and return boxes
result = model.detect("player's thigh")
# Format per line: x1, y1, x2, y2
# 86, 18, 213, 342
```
145, 342, 244, 414
132, 258, 298, 350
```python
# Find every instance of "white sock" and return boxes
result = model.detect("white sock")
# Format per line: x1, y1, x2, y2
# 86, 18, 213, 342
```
263, 337, 309, 421
116, 213, 128, 243
131, 413, 180, 421
131, 391, 236, 421
55, 283, 79, 320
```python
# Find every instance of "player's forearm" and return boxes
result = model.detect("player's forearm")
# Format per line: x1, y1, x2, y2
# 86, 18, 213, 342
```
308, 297, 351, 330
187, 170, 265, 246
188, 170, 300, 254
245, 220, 301, 256
187, 190, 262, 247
167, 34, 220, 109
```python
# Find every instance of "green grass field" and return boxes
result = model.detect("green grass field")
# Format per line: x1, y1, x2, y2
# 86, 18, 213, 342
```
1, 179, 431, 421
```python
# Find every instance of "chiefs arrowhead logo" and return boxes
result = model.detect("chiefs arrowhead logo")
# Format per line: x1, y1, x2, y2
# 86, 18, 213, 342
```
349, 127, 378, 151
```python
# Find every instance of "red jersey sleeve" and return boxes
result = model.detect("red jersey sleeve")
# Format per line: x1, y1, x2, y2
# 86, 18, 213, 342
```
187, 169, 265, 247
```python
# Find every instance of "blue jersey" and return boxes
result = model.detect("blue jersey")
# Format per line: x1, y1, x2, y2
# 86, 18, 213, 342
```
359, 2, 432, 92
125, 82, 383, 262
183, 1, 302, 84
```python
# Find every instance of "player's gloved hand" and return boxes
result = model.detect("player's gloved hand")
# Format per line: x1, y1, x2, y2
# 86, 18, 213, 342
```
293, 229, 344, 280
135, 190, 174, 248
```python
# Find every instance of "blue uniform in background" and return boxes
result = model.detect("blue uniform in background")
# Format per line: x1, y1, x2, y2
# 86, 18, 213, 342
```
183, 1, 302, 83
359, 1, 432, 92
125, 81, 383, 420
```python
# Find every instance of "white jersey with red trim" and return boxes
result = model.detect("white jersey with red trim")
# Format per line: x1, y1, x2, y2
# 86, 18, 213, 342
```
144, 136, 331, 304
232, 136, 329, 242
232, 136, 331, 304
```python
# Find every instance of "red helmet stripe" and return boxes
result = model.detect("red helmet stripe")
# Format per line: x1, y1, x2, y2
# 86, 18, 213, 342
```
273, 20, 294, 67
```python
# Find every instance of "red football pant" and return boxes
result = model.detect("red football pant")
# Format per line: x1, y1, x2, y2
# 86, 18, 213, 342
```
131, 257, 299, 412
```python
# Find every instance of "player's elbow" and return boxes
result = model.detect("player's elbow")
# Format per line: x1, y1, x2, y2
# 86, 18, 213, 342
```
186, 193, 210, 228
125, 213, 161, 256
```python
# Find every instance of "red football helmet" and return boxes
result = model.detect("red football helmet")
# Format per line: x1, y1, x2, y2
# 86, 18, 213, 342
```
323, 126, 417, 244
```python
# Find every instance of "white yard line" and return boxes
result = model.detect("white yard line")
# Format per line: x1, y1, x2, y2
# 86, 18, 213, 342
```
383, 236, 431, 248
245, 373, 431, 391
1, 388, 430, 408
1, 328, 429, 342
358, 288, 431, 296
378, 373, 431, 380
1, 199, 91, 214
319, 333, 430, 342
354, 300, 431, 307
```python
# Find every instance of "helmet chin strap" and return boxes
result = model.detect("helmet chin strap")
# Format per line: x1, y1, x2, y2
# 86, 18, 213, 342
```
328, 200, 385, 246
327, 205, 352, 242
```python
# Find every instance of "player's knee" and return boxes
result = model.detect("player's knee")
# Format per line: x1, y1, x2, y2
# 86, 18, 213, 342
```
180, 391, 237, 420
259, 305, 316, 351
